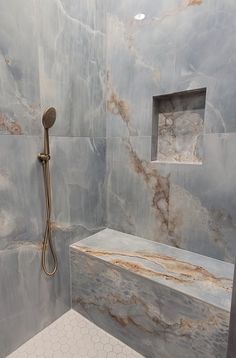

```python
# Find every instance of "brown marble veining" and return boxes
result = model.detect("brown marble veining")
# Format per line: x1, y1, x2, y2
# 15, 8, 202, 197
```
107, 72, 137, 136
107, 74, 171, 234
0, 113, 21, 135
76, 246, 232, 291
107, 72, 235, 258
75, 289, 228, 337
188, 0, 202, 6
126, 140, 170, 233
0, 241, 41, 252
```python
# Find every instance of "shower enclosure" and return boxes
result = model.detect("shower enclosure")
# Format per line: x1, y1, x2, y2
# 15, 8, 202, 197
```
0, 0, 236, 357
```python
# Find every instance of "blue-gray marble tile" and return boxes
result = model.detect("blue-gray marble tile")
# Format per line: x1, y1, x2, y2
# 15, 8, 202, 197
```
50, 136, 106, 230
38, 0, 106, 137
106, 0, 236, 137
105, 0, 236, 265
0, 0, 41, 135
0, 0, 107, 355
106, 133, 236, 262
0, 135, 106, 356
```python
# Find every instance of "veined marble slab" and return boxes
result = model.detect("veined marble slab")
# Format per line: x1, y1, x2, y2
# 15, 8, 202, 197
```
0, 135, 106, 357
106, 0, 236, 264
71, 228, 233, 358
71, 229, 233, 311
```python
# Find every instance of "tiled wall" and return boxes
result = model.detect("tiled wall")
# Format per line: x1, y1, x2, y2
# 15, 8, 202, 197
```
106, 0, 236, 263
1, 0, 236, 356
0, 0, 106, 356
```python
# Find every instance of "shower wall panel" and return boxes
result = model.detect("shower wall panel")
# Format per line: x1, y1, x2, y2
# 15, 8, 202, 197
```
106, 0, 236, 263
0, 0, 106, 356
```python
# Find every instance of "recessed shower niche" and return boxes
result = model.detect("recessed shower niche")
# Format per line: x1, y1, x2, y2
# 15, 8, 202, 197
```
151, 88, 206, 164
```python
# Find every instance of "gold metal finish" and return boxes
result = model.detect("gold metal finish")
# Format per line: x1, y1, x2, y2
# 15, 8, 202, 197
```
38, 107, 58, 277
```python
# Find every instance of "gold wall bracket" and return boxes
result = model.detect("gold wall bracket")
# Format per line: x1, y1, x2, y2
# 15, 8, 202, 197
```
38, 153, 50, 163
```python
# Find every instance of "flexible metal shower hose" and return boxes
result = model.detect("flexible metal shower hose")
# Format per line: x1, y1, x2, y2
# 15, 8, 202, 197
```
41, 159, 58, 276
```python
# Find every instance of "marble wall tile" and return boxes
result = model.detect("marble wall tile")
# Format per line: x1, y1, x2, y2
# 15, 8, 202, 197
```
106, 136, 167, 240
50, 136, 106, 230
0, 135, 106, 356
106, 0, 236, 264
0, 0, 107, 355
0, 136, 63, 357
164, 133, 236, 262
106, 0, 236, 138
0, 225, 103, 358
0, 0, 106, 138
0, 136, 43, 249
106, 133, 236, 263
0, 233, 67, 358
0, 104, 106, 256
38, 0, 106, 137
0, 0, 41, 135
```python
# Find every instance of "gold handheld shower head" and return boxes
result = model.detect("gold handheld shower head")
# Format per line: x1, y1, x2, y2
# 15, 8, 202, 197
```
42, 107, 56, 129
38, 107, 58, 277
38, 107, 56, 161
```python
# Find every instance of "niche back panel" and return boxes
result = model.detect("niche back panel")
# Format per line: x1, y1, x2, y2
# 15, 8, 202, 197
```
152, 88, 206, 164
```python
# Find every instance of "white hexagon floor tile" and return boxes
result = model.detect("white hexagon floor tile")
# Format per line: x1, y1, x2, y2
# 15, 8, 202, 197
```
7, 310, 143, 358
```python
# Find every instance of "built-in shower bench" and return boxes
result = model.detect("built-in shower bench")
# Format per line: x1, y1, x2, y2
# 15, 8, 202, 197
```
70, 229, 234, 358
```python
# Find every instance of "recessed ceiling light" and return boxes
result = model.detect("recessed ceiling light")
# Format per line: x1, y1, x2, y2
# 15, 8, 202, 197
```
134, 13, 146, 21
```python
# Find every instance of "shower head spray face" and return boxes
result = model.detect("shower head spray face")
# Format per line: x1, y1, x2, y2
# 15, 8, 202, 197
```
42, 107, 56, 129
